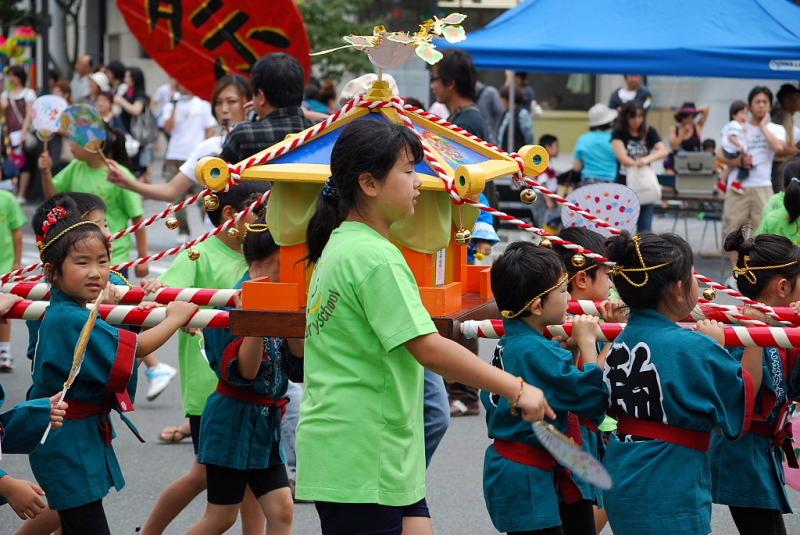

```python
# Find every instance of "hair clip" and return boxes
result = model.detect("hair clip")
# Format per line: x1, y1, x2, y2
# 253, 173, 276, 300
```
40, 205, 70, 239
322, 178, 339, 200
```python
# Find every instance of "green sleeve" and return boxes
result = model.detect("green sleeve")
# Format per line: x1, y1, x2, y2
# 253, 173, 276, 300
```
8, 198, 26, 231
118, 168, 144, 219
160, 252, 198, 288
52, 161, 75, 192
357, 262, 436, 353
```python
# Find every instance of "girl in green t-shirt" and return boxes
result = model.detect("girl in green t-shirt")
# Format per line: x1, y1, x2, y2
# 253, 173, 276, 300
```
296, 119, 554, 534
757, 160, 800, 244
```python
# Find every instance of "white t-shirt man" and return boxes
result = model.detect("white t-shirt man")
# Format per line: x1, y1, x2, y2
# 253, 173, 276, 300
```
158, 96, 217, 161
736, 122, 786, 188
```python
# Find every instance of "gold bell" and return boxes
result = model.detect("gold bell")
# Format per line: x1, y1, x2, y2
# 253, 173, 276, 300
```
539, 238, 552, 248
571, 253, 587, 268
165, 217, 180, 230
454, 228, 472, 245
187, 248, 201, 261
227, 227, 240, 240
203, 193, 220, 211
520, 188, 537, 204
702, 288, 716, 301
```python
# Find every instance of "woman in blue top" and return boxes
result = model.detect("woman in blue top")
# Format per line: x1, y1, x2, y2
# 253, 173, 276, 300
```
712, 228, 800, 535
572, 103, 619, 184
602, 232, 762, 535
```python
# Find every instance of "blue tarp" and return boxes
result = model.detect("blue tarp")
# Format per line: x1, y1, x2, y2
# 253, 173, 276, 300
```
441, 0, 800, 79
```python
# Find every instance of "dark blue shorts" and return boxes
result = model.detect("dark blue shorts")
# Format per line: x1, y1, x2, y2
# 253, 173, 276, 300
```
315, 498, 430, 535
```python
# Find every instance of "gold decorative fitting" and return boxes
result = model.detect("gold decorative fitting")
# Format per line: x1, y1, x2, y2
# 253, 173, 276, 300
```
702, 288, 716, 301
242, 223, 269, 241
187, 248, 201, 261
165, 217, 180, 230
203, 193, 220, 211
500, 272, 568, 319
732, 255, 798, 285
539, 238, 552, 248
520, 188, 537, 204
454, 228, 472, 245
226, 227, 241, 240
571, 252, 587, 268
608, 235, 671, 288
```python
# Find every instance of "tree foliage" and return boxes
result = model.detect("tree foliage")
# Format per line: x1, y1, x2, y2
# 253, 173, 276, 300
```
297, 0, 384, 79
0, 0, 40, 38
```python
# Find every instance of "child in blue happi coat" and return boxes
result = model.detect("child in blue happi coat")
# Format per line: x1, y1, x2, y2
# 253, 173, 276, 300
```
27, 204, 198, 535
711, 228, 800, 535
0, 293, 67, 522
188, 213, 301, 535
602, 232, 763, 535
482, 242, 609, 534
556, 226, 627, 533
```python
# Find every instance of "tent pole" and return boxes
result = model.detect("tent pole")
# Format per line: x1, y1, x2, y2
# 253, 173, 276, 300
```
508, 75, 515, 154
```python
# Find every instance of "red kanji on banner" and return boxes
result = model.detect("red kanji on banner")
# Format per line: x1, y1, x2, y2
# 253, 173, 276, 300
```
117, 0, 311, 100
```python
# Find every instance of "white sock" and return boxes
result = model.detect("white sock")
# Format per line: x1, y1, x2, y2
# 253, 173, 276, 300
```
0, 342, 10, 353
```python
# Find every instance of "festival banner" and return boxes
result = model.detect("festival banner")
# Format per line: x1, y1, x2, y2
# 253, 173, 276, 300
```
117, 0, 311, 100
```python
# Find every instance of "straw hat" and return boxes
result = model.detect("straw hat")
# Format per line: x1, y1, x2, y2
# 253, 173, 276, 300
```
588, 103, 618, 127
89, 72, 110, 92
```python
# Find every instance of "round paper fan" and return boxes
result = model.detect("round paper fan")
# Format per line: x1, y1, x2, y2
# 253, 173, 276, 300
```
560, 183, 640, 236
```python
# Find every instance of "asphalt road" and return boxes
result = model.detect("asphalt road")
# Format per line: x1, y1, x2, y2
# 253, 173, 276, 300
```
0, 200, 798, 534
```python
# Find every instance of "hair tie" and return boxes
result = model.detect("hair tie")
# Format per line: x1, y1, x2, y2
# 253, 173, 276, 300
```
609, 235, 672, 288
322, 178, 338, 200
242, 223, 269, 241
791, 177, 800, 184
501, 272, 569, 319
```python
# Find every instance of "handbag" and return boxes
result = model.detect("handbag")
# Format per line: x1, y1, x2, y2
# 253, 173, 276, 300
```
0, 111, 19, 180
626, 165, 661, 205
1, 156, 19, 180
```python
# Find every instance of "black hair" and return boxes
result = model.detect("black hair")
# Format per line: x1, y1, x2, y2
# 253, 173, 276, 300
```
499, 86, 524, 105
491, 242, 564, 317
95, 90, 114, 105
748, 86, 773, 107
605, 232, 694, 310
435, 50, 477, 101
251, 53, 305, 108
402, 96, 425, 109
206, 182, 271, 227
305, 120, 424, 264
589, 123, 613, 132
702, 138, 716, 151
616, 100, 648, 137
304, 77, 321, 101
103, 124, 133, 171
729, 100, 747, 120
8, 65, 27, 86
781, 160, 800, 224
557, 227, 606, 289
67, 192, 107, 217
538, 134, 558, 148
724, 227, 800, 299
105, 60, 126, 82
776, 84, 799, 105
126, 67, 146, 98
39, 213, 109, 283
33, 193, 107, 236
242, 213, 279, 265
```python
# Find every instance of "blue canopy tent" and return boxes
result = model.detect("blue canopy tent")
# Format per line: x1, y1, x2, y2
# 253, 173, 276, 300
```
440, 0, 800, 79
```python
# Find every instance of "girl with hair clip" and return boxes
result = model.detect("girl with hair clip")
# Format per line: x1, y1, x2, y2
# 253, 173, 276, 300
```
757, 160, 800, 244
712, 228, 800, 535
295, 119, 554, 535
187, 215, 299, 535
39, 123, 149, 278
26, 204, 197, 535
601, 232, 762, 535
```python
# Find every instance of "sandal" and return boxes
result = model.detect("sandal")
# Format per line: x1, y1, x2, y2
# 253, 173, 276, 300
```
158, 424, 190, 443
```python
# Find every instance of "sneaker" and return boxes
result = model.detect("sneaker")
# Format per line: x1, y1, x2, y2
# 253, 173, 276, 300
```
0, 350, 12, 372
450, 399, 480, 417
145, 363, 177, 401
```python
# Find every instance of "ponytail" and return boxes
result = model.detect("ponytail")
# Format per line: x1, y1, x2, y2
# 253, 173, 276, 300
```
305, 120, 423, 264
781, 160, 800, 224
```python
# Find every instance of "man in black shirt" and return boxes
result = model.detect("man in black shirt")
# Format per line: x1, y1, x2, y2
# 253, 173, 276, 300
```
609, 74, 653, 111
430, 50, 489, 141
220, 53, 313, 165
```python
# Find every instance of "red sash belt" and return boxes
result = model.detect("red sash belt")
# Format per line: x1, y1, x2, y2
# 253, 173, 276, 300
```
64, 399, 113, 444
493, 439, 583, 503
216, 382, 288, 415
749, 407, 798, 469
578, 417, 600, 434
617, 415, 711, 452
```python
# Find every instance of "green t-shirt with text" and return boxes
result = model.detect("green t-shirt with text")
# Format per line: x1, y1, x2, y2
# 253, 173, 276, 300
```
0, 190, 27, 274
160, 236, 248, 415
53, 159, 143, 265
295, 221, 437, 506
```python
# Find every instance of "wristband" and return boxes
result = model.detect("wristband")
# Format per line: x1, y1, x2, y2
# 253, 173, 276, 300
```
510, 376, 525, 416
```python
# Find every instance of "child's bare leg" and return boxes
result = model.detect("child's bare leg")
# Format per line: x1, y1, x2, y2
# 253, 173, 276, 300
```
594, 506, 608, 532
241, 487, 266, 535
14, 508, 60, 535
257, 486, 293, 535
402, 516, 434, 535
0, 321, 12, 370
186, 503, 239, 535
139, 460, 206, 535
142, 353, 158, 367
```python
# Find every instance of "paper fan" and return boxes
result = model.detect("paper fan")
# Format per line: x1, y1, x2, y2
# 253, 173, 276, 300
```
561, 183, 640, 237
533, 422, 613, 490
60, 104, 106, 151
32, 95, 69, 137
